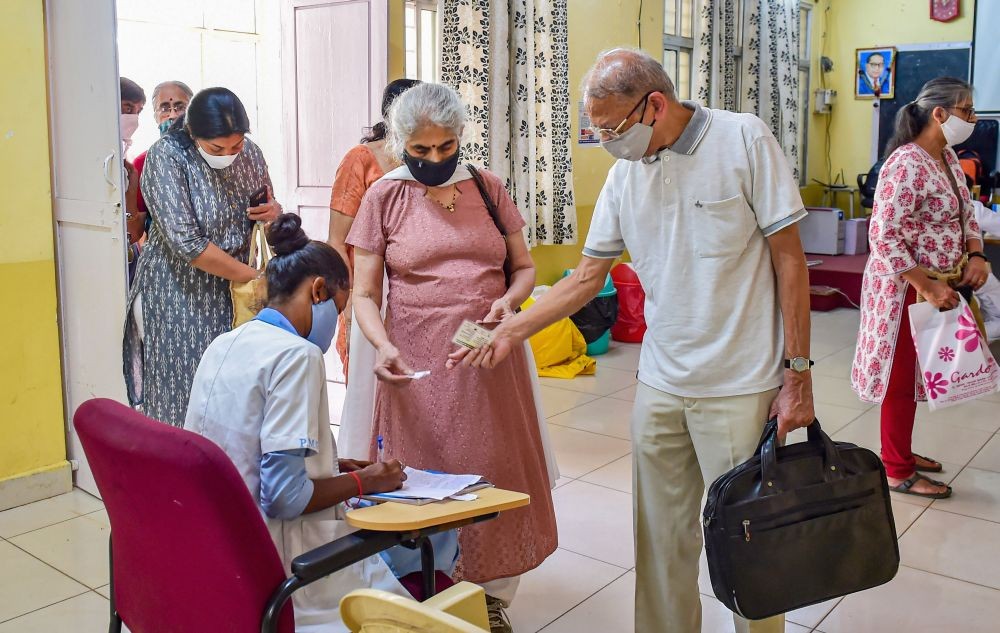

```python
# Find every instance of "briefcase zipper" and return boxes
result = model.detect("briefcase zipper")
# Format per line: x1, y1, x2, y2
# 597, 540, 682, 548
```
740, 489, 874, 542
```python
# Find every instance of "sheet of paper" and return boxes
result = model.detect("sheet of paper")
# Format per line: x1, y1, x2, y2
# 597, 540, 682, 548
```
449, 493, 479, 501
408, 370, 431, 379
451, 320, 494, 350
374, 468, 486, 501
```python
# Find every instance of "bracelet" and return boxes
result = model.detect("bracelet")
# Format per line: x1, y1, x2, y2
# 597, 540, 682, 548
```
969, 251, 989, 263
346, 471, 364, 508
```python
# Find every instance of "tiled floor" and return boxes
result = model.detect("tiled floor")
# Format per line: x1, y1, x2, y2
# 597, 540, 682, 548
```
3, 308, 1000, 631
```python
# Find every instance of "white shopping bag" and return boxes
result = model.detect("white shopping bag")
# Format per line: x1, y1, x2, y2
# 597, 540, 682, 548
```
909, 296, 1000, 411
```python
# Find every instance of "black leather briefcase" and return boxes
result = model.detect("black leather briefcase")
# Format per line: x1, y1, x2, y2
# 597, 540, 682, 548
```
703, 419, 899, 620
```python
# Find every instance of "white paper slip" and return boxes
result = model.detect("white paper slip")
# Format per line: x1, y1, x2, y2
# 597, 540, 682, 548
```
452, 320, 494, 350
408, 370, 431, 379
449, 493, 479, 501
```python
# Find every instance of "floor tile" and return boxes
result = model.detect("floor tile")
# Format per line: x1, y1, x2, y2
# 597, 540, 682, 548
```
787, 597, 843, 629
539, 366, 637, 397
0, 540, 88, 622
508, 548, 627, 633
551, 481, 634, 568
9, 513, 111, 589
914, 399, 1000, 434
833, 409, 991, 468
812, 375, 869, 410
934, 467, 1000, 524
94, 584, 110, 599
536, 386, 600, 418
580, 454, 632, 494
594, 343, 641, 372
544, 424, 632, 479
539, 571, 634, 633
889, 500, 925, 536
969, 434, 1000, 473
608, 384, 637, 402
0, 490, 104, 539
812, 345, 857, 379
786, 402, 866, 445
0, 591, 108, 633
547, 397, 634, 440
701, 594, 812, 633
815, 565, 1000, 633
899, 508, 1000, 590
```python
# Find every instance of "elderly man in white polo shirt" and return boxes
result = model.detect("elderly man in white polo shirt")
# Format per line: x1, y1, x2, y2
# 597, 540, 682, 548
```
453, 48, 816, 632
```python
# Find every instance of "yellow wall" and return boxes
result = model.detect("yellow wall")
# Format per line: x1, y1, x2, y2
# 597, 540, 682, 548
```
0, 2, 68, 485
531, 0, 663, 283
803, 0, 975, 204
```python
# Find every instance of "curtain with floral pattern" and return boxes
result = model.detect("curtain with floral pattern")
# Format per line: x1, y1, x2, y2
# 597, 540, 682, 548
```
694, 0, 800, 178
440, 0, 577, 246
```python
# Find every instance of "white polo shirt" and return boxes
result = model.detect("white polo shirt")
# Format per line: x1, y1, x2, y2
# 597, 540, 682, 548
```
584, 101, 806, 398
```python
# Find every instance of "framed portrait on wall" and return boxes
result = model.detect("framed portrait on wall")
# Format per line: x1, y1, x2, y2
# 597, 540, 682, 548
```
856, 47, 897, 99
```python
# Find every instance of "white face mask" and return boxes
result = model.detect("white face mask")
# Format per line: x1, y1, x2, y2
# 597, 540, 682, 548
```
120, 113, 139, 152
940, 113, 975, 147
601, 121, 655, 161
197, 143, 239, 170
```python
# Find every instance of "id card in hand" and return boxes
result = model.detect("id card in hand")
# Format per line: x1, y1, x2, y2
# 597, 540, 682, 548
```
452, 320, 495, 350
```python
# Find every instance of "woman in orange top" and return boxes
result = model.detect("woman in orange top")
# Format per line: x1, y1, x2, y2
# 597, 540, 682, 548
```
330, 78, 420, 458
329, 79, 421, 368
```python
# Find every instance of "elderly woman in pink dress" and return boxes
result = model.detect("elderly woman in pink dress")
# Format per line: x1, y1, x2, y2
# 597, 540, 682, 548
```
852, 77, 989, 500
346, 83, 557, 632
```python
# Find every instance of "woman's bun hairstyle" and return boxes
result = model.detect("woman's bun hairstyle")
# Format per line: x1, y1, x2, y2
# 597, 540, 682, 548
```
265, 213, 310, 256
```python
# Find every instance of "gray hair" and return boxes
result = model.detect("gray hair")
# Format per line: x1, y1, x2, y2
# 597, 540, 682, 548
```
385, 83, 467, 159
582, 48, 676, 103
884, 76, 972, 157
151, 80, 194, 104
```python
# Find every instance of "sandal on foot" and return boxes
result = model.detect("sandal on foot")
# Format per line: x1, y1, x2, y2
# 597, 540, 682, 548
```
890, 473, 952, 499
913, 453, 943, 473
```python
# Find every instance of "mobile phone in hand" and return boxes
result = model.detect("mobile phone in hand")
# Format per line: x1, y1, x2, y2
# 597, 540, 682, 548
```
249, 185, 268, 208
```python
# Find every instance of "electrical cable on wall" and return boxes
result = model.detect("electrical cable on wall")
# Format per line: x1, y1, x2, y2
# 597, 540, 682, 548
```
821, 0, 832, 185
637, 0, 643, 48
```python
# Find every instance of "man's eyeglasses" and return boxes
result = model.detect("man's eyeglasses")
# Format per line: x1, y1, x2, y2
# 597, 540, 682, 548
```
157, 102, 188, 115
586, 92, 653, 141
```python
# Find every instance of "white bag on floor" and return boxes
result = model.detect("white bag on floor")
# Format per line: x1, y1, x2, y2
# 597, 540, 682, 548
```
909, 295, 1000, 410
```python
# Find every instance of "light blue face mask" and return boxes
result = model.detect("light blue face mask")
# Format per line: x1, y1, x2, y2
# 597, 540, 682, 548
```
158, 119, 173, 135
306, 299, 339, 352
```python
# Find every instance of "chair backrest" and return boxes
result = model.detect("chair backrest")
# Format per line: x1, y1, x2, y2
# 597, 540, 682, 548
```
340, 588, 487, 633
73, 398, 294, 633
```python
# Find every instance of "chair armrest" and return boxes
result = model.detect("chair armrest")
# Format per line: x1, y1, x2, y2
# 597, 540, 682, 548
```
291, 529, 404, 584
422, 582, 489, 630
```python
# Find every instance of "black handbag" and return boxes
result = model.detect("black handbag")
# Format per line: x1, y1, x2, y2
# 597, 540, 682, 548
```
703, 418, 899, 620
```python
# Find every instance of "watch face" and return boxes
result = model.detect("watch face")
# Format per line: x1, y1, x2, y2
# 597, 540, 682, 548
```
792, 357, 809, 372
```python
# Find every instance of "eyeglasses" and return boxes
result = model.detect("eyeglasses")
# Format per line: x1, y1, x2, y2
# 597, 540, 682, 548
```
157, 101, 188, 115
586, 92, 653, 141
950, 105, 976, 121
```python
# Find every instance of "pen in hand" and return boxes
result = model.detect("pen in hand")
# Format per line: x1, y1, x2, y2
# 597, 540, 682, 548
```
377, 435, 384, 463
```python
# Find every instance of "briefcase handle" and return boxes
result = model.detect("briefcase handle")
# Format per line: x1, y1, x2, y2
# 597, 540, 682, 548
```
758, 418, 846, 493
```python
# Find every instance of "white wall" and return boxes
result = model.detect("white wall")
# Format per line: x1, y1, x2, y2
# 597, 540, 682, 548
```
116, 0, 287, 198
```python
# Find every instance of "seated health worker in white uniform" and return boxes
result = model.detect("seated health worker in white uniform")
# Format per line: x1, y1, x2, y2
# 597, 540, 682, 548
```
185, 213, 411, 632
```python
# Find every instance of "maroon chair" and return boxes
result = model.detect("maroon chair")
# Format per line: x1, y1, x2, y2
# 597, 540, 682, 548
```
74, 398, 406, 633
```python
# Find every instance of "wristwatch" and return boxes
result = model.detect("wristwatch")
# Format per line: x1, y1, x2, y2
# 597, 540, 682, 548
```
784, 357, 815, 372
968, 251, 989, 263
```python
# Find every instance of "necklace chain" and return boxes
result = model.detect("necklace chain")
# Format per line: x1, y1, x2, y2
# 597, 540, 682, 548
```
429, 186, 459, 213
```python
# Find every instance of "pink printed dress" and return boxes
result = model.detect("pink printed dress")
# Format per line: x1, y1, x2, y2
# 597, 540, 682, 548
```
852, 143, 981, 403
346, 170, 557, 583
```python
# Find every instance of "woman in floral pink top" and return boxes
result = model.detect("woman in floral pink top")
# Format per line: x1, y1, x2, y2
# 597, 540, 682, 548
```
853, 77, 990, 499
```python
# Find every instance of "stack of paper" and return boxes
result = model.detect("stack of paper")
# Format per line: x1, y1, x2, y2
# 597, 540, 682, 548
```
362, 467, 491, 505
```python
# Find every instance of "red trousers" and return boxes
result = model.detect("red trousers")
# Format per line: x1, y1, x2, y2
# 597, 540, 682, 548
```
880, 287, 919, 479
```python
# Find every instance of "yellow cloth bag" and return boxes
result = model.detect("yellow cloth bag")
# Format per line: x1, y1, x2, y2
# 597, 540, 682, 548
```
522, 296, 596, 379
230, 222, 272, 328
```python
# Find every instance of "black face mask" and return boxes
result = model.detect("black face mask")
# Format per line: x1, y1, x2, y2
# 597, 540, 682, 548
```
403, 149, 461, 187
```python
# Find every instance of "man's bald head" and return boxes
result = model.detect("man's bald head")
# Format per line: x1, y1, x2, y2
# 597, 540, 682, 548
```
582, 48, 676, 106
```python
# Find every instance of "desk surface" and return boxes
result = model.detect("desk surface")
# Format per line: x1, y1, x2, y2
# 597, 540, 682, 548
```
985, 235, 1000, 246
346, 487, 530, 532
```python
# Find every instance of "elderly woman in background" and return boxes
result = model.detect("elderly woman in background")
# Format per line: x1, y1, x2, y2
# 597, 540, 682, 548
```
329, 78, 420, 460
853, 77, 988, 499
346, 83, 557, 632
124, 87, 282, 427
133, 80, 195, 239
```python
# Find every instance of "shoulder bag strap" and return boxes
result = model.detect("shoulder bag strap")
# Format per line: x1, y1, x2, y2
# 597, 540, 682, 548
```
466, 164, 505, 239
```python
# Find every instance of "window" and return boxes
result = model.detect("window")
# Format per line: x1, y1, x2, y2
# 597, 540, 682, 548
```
797, 1, 812, 184
663, 0, 695, 100
405, 1, 438, 82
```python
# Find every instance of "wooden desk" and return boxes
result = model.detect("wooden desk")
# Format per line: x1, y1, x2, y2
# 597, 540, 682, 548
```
346, 488, 530, 531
